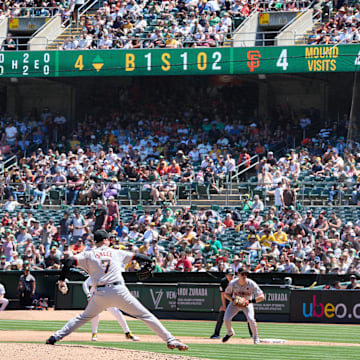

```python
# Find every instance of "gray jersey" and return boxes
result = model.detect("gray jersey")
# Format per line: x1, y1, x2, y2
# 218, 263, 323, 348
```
225, 278, 263, 300
75, 246, 134, 287
0, 283, 5, 295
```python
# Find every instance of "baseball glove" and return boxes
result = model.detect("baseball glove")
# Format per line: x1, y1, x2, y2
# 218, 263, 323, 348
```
233, 296, 249, 307
137, 262, 154, 281
58, 281, 68, 295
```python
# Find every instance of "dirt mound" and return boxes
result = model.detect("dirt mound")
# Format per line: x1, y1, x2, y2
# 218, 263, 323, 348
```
2, 343, 206, 360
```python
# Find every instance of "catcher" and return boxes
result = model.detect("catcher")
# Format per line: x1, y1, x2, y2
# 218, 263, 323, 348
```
223, 268, 264, 344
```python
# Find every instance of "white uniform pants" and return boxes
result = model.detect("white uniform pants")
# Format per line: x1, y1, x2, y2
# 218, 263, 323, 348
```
91, 307, 130, 334
224, 302, 259, 340
0, 297, 9, 311
53, 284, 175, 343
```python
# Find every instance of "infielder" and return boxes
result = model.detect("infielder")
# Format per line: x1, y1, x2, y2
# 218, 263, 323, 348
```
82, 277, 139, 342
223, 268, 264, 344
46, 229, 188, 351
0, 283, 9, 311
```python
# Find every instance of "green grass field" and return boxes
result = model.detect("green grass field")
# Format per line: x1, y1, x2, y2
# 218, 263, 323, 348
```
1, 320, 359, 360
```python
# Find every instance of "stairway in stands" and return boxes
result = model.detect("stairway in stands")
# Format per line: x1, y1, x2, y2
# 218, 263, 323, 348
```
295, 11, 336, 45
295, 28, 315, 45
47, 10, 97, 50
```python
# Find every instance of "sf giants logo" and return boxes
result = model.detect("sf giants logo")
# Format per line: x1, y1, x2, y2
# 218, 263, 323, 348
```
150, 289, 163, 309
247, 50, 261, 72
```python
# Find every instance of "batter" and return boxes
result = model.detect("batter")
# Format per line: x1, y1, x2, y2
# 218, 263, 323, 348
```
46, 229, 188, 351
223, 268, 265, 344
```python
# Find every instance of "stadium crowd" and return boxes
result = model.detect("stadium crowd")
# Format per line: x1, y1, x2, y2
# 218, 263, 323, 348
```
59, 0, 312, 49
0, 0, 73, 19
0, 100, 359, 278
309, 2, 360, 45
0, 202, 359, 277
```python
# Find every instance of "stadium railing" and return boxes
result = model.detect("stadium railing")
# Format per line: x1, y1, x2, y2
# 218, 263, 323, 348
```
0, 155, 18, 174
7, 6, 61, 17
1, 179, 357, 208
257, 0, 312, 11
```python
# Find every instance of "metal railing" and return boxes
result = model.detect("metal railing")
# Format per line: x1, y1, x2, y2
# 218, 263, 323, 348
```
1, 179, 355, 208
7, 6, 61, 17
257, 0, 312, 11
50, 30, 302, 50
76, 0, 98, 28
0, 155, 18, 174
232, 155, 259, 181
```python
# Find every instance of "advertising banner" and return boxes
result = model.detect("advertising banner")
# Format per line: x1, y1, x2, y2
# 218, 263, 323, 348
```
127, 283, 290, 314
176, 284, 219, 312
290, 290, 360, 323
254, 286, 290, 314
127, 284, 177, 311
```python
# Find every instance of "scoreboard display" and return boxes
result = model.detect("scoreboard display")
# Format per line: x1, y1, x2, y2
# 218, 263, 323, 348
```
0, 45, 359, 77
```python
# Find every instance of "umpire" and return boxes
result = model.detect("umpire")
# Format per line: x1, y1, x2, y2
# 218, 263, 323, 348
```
210, 268, 235, 339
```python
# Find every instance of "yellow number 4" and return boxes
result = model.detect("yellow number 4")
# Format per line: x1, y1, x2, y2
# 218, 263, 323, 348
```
75, 55, 84, 71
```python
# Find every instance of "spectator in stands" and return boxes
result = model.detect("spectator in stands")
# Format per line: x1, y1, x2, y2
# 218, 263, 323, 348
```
94, 200, 108, 231
44, 246, 61, 269
2, 34, 16, 51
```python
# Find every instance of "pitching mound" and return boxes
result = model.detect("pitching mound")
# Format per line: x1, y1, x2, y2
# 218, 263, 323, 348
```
2, 343, 206, 360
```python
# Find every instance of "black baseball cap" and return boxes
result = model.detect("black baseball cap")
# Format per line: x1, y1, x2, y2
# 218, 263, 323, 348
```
238, 268, 249, 275
226, 268, 235, 275
94, 229, 109, 243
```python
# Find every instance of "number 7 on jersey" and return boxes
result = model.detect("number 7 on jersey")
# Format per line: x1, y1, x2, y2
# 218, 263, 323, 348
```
101, 259, 111, 274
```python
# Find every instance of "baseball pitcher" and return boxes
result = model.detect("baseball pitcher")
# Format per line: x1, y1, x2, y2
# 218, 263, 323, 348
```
46, 229, 188, 351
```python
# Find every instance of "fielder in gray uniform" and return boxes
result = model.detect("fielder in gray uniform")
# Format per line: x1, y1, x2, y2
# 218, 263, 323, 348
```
46, 229, 188, 351
82, 277, 139, 342
223, 268, 264, 344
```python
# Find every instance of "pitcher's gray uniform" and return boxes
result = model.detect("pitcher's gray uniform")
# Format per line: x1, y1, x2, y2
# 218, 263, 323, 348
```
82, 277, 139, 341
224, 277, 263, 343
47, 230, 188, 351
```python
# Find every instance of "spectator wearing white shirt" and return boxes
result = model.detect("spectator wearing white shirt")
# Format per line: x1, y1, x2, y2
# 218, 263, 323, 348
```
225, 154, 236, 173
221, 12, 232, 27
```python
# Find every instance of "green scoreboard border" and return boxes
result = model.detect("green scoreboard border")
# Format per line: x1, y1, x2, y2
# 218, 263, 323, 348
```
1, 45, 360, 77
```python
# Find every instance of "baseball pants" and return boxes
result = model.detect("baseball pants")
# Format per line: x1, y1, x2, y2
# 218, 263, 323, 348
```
91, 307, 130, 334
0, 297, 9, 311
53, 284, 175, 343
224, 302, 259, 340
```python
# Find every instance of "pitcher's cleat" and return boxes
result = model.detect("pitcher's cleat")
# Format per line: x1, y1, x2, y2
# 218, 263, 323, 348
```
222, 334, 233, 343
46, 336, 57, 345
254, 337, 260, 344
91, 333, 98, 342
210, 334, 221, 339
167, 339, 189, 351
125, 332, 140, 341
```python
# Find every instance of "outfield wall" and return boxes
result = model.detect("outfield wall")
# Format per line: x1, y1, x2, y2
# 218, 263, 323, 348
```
0, 271, 359, 323
0, 270, 356, 299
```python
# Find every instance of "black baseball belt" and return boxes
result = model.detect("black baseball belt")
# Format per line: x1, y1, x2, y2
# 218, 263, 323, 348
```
97, 281, 122, 288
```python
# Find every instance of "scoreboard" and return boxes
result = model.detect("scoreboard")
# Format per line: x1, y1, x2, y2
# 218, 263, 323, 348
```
0, 45, 359, 77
